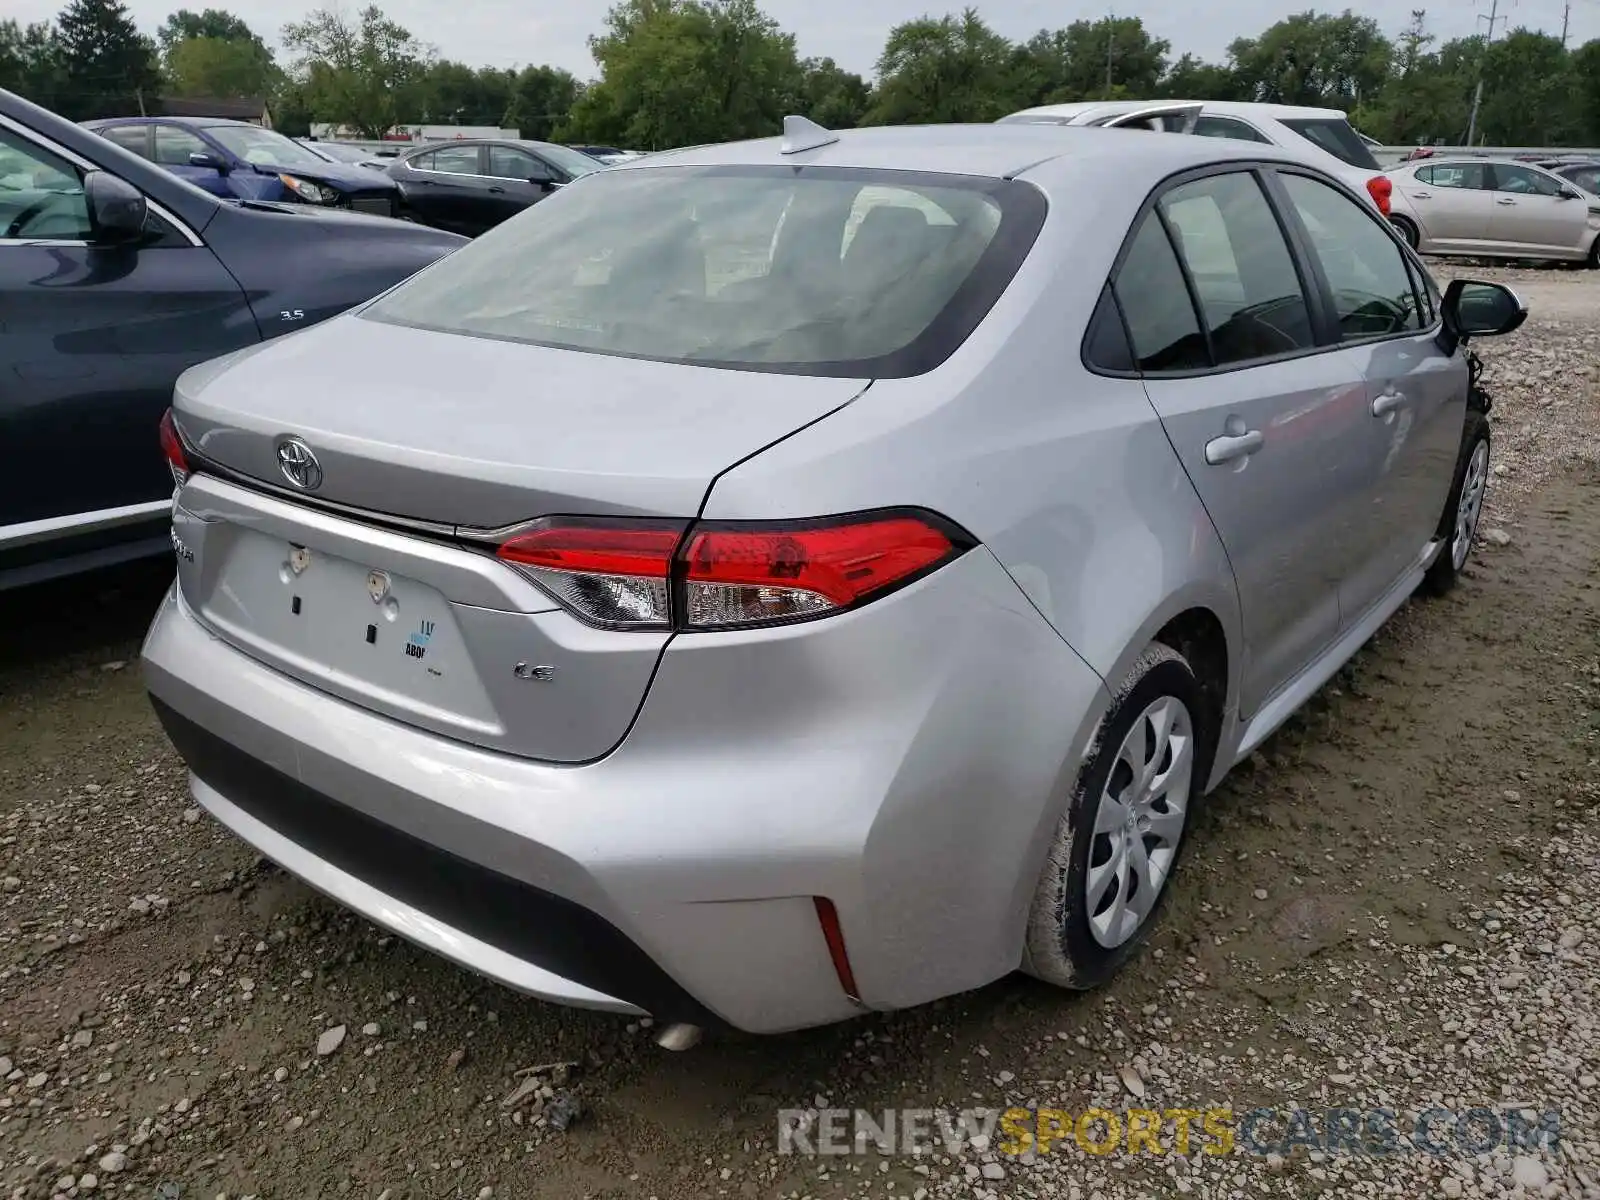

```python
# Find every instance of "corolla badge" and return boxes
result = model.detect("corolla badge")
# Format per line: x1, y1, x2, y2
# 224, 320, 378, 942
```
275, 436, 323, 490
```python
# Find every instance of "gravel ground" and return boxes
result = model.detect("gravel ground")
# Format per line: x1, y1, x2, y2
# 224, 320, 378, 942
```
1, 265, 1597, 1200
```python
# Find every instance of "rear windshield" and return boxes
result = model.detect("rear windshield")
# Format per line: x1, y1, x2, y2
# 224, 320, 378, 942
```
362, 164, 1045, 377
1278, 119, 1382, 171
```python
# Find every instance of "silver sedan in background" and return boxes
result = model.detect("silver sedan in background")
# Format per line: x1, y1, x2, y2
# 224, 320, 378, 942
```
143, 119, 1526, 1041
1387, 156, 1600, 264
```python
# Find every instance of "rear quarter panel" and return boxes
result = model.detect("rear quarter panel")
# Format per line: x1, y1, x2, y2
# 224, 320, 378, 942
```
700, 172, 1242, 707
701, 169, 1244, 792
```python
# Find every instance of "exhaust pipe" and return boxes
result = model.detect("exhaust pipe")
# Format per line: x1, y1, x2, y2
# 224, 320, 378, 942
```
654, 1022, 702, 1051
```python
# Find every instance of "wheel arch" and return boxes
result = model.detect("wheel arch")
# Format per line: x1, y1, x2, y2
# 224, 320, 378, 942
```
1094, 581, 1244, 795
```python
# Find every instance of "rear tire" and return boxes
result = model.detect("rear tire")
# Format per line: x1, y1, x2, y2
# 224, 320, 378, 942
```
1391, 215, 1420, 251
1420, 409, 1492, 597
1022, 644, 1214, 990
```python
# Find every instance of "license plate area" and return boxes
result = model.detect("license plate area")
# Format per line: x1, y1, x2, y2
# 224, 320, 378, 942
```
199, 527, 502, 736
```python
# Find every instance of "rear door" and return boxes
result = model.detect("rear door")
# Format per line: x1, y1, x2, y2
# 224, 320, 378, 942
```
1121, 167, 1372, 717
1485, 163, 1590, 255
409, 144, 488, 235
0, 122, 257, 564
484, 144, 550, 228
1398, 163, 1494, 250
1270, 168, 1466, 626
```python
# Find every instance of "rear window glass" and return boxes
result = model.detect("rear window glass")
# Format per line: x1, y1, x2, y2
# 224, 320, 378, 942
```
1279, 119, 1382, 171
362, 165, 1045, 377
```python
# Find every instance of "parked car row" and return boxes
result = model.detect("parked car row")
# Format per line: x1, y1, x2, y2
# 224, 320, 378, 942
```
0, 88, 464, 589
85, 118, 623, 237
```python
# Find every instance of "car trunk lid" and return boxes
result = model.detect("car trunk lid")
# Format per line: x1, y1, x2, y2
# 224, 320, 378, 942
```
169, 314, 868, 762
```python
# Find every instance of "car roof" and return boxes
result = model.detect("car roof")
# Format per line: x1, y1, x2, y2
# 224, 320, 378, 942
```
618, 122, 1320, 185
83, 116, 254, 128
1005, 99, 1352, 122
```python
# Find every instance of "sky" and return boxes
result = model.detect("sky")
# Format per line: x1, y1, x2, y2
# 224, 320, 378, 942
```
12, 0, 1598, 82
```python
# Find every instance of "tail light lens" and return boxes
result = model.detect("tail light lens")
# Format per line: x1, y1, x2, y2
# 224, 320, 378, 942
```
159, 408, 189, 485
497, 520, 686, 629
495, 510, 971, 631
1366, 174, 1393, 216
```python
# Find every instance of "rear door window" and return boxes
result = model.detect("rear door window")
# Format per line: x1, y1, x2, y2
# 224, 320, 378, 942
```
1158, 172, 1317, 365
420, 145, 482, 176
1113, 215, 1208, 372
1416, 163, 1487, 190
1278, 119, 1382, 171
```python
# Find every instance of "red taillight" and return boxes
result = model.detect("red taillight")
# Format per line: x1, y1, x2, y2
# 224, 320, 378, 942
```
1366, 174, 1393, 216
681, 516, 958, 628
494, 510, 969, 631
497, 519, 685, 629
159, 408, 189, 485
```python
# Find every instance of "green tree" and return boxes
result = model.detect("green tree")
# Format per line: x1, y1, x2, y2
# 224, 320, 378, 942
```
164, 35, 279, 97
504, 64, 580, 138
1574, 38, 1600, 143
54, 0, 161, 120
157, 9, 277, 98
158, 8, 261, 50
1476, 29, 1578, 144
1005, 29, 1071, 108
0, 20, 65, 109
410, 61, 518, 125
1158, 53, 1247, 101
865, 9, 1016, 125
1361, 12, 1470, 144
566, 0, 801, 149
282, 5, 430, 138
1053, 16, 1169, 100
1228, 10, 1392, 108
796, 56, 869, 128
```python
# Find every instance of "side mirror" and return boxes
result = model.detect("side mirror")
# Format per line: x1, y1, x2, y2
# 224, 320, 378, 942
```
1442, 279, 1527, 342
188, 151, 229, 174
1559, 185, 1582, 200
84, 170, 147, 245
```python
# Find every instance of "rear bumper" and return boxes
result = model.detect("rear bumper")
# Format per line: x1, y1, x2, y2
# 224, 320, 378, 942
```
143, 546, 1109, 1033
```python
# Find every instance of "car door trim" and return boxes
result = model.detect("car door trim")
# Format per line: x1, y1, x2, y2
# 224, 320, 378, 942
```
0, 112, 204, 248
0, 499, 172, 551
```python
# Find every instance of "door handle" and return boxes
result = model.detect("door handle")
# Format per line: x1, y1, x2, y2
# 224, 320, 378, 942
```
1496, 197, 1517, 205
1372, 389, 1407, 418
488, 186, 506, 194
1204, 429, 1264, 465
1412, 190, 1431, 199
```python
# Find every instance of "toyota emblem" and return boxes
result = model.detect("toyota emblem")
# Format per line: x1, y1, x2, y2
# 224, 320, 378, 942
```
275, 436, 323, 491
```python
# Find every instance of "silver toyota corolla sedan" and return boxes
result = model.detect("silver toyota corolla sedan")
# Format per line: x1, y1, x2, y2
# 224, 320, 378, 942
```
142, 117, 1526, 1042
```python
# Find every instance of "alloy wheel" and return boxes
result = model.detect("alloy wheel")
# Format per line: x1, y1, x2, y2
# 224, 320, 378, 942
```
1085, 695, 1194, 949
1452, 439, 1490, 571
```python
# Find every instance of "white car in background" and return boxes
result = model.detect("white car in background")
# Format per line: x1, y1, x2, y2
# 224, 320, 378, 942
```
1384, 157, 1600, 265
999, 100, 1395, 217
